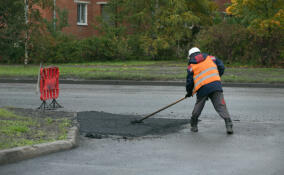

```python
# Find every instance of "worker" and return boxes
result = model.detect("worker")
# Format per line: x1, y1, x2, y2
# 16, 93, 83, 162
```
185, 47, 233, 134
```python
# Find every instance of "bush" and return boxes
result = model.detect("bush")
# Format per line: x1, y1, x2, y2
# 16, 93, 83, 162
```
0, 43, 25, 64
30, 31, 160, 63
195, 23, 284, 66
195, 23, 251, 64
250, 29, 284, 66
30, 32, 76, 63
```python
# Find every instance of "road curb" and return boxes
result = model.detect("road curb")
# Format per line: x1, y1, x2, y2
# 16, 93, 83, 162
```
0, 126, 79, 165
1, 79, 284, 88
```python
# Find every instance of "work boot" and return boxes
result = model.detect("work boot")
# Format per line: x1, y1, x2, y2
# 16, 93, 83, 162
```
190, 117, 198, 132
224, 118, 233, 135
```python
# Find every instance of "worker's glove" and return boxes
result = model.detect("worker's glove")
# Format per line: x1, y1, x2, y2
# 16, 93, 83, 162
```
185, 93, 192, 98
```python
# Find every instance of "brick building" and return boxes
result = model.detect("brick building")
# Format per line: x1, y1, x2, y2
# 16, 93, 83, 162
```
45, 0, 230, 38
43, 0, 108, 38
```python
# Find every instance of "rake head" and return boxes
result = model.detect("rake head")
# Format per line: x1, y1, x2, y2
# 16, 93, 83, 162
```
130, 119, 143, 124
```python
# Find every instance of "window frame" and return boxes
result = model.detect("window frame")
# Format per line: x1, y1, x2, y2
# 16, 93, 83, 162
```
97, 2, 114, 26
76, 1, 89, 26
96, 2, 108, 5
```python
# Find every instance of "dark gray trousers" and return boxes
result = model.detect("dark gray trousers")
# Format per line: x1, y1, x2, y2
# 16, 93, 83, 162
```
192, 91, 230, 120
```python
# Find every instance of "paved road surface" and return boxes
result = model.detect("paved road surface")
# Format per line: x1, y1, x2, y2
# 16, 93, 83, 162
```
0, 83, 284, 175
0, 83, 283, 121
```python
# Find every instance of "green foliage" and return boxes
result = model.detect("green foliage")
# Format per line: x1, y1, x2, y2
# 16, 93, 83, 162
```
195, 23, 251, 64
0, 0, 54, 63
22, 0, 54, 64
30, 4, 72, 63
93, 0, 215, 60
0, 0, 25, 63
2, 0, 281, 66
226, 0, 284, 35
224, 0, 284, 66
44, 7, 69, 36
195, 23, 283, 66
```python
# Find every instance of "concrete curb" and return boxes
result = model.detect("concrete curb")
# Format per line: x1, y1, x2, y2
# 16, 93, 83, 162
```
0, 126, 79, 165
1, 78, 284, 88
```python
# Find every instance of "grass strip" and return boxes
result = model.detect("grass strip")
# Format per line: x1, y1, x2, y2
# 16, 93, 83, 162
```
0, 61, 283, 83
0, 108, 72, 150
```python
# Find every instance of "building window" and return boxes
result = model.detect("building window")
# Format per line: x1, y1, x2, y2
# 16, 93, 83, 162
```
101, 4, 111, 24
97, 2, 113, 26
77, 3, 87, 25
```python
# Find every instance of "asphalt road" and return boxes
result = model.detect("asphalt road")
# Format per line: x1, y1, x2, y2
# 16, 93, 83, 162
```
0, 83, 284, 175
1, 83, 284, 121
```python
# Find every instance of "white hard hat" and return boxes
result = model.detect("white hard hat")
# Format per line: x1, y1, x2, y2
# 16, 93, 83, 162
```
188, 47, 200, 58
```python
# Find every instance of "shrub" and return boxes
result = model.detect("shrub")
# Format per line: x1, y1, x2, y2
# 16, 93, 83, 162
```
30, 32, 79, 63
195, 23, 284, 66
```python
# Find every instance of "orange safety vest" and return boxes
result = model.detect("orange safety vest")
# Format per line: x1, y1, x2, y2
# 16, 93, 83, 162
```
191, 56, 221, 95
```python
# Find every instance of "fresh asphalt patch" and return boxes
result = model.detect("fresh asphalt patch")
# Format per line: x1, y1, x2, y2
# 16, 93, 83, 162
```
77, 111, 190, 138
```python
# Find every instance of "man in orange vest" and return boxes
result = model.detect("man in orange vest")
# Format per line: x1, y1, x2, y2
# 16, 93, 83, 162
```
185, 47, 233, 134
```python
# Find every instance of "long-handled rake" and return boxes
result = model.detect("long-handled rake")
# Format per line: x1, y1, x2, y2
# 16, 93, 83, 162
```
131, 96, 187, 124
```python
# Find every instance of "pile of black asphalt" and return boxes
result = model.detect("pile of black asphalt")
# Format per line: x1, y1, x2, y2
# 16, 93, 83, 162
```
77, 111, 190, 138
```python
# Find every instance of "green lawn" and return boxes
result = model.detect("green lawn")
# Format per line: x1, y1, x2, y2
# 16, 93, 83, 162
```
0, 61, 283, 83
0, 108, 72, 150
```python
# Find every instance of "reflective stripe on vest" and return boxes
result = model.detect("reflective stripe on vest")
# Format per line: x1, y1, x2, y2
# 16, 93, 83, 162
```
191, 56, 221, 95
193, 67, 218, 81
194, 73, 219, 90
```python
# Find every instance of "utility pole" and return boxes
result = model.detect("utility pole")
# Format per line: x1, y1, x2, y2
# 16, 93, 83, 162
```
53, 0, 56, 31
24, 0, 28, 65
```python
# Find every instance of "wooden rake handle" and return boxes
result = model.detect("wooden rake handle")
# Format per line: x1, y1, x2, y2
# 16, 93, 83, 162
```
135, 96, 187, 123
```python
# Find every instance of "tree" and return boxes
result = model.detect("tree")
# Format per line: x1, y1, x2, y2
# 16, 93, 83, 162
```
226, 0, 284, 65
96, 0, 215, 60
0, 0, 25, 63
226, 0, 283, 35
0, 0, 54, 63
